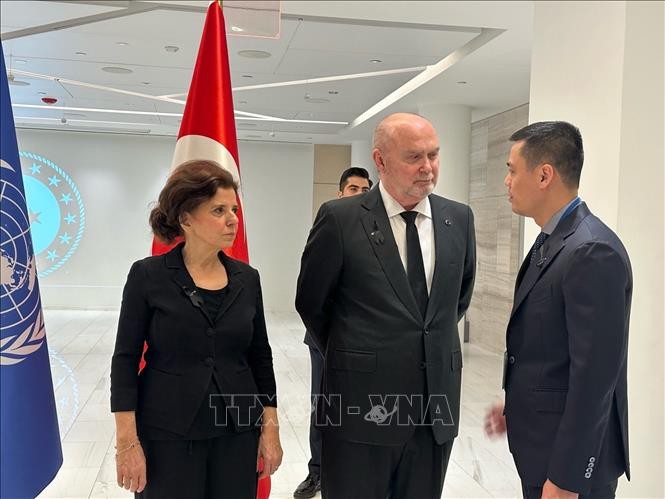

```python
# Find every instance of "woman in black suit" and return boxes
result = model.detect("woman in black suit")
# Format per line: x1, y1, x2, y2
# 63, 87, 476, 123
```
111, 160, 282, 498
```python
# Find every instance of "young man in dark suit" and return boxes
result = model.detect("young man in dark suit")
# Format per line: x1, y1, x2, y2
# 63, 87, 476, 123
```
295, 167, 373, 499
485, 121, 632, 499
296, 112, 476, 499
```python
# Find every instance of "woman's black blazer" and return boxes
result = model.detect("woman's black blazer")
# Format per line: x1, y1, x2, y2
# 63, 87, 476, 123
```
110, 243, 277, 436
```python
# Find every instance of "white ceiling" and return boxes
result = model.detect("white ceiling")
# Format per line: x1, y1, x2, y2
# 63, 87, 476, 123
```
1, 0, 533, 143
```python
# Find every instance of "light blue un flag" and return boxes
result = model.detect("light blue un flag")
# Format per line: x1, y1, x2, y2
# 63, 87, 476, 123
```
1, 44, 63, 498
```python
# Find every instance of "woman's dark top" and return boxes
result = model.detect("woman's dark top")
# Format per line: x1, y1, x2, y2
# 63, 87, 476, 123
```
110, 243, 277, 439
140, 286, 235, 440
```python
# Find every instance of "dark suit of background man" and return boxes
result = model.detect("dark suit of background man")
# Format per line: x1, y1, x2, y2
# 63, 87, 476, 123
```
294, 167, 373, 499
296, 112, 476, 499
485, 121, 631, 499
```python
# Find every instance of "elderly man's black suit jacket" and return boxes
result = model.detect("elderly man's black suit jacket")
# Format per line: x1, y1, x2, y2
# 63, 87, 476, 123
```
110, 243, 276, 436
296, 187, 476, 445
503, 203, 631, 494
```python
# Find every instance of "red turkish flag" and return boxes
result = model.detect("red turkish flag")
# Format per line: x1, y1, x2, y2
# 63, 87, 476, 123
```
151, 0, 248, 262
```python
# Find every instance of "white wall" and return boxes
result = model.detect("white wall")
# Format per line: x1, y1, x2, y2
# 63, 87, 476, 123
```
237, 141, 314, 312
526, 0, 626, 244
16, 130, 172, 310
15, 128, 314, 312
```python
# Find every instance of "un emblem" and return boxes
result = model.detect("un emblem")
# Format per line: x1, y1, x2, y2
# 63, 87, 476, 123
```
18, 151, 85, 278
1, 159, 45, 365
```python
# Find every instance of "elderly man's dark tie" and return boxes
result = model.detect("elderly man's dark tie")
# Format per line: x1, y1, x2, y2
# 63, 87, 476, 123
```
401, 211, 428, 318
530, 232, 549, 263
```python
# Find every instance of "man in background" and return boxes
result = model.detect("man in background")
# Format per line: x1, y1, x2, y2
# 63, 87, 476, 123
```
336, 166, 373, 198
485, 121, 631, 499
294, 167, 372, 499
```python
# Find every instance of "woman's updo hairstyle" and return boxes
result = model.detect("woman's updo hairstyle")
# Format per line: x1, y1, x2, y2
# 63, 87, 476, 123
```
149, 160, 238, 243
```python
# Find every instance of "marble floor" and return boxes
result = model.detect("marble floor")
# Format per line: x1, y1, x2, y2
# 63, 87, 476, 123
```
37, 309, 521, 499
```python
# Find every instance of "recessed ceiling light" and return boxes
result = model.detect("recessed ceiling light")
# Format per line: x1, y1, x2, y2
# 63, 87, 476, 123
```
241, 74, 253, 78
14, 59, 27, 64
64, 112, 86, 118
246, 134, 262, 138
164, 45, 180, 53
231, 26, 244, 32
238, 50, 271, 59
38, 91, 47, 95
116, 41, 129, 46
141, 81, 151, 85
370, 59, 382, 63
238, 100, 247, 104
457, 81, 468, 85
102, 66, 133, 74
328, 90, 339, 95
75, 51, 87, 56
239, 123, 257, 127
306, 137, 313, 140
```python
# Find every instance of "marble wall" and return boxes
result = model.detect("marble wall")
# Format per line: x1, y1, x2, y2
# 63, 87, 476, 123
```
312, 144, 352, 222
467, 104, 528, 354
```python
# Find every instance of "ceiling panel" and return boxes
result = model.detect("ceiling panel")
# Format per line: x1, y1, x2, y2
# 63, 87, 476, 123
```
288, 20, 477, 56
232, 72, 415, 114
0, 1, 123, 31
275, 49, 437, 76
3, 1, 533, 142
4, 13, 203, 65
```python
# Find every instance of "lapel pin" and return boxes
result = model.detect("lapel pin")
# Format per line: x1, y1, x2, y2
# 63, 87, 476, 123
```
370, 230, 385, 245
444, 219, 452, 226
370, 221, 385, 244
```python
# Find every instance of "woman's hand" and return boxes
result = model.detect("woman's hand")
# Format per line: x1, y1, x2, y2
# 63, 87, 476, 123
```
257, 407, 283, 479
114, 411, 146, 493
115, 440, 147, 493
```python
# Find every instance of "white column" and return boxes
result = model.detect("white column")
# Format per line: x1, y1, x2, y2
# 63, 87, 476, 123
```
528, 2, 664, 496
350, 140, 377, 183
417, 103, 472, 204
417, 103, 472, 344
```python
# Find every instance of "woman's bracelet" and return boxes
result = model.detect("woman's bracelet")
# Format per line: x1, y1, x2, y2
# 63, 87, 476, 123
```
115, 439, 141, 457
